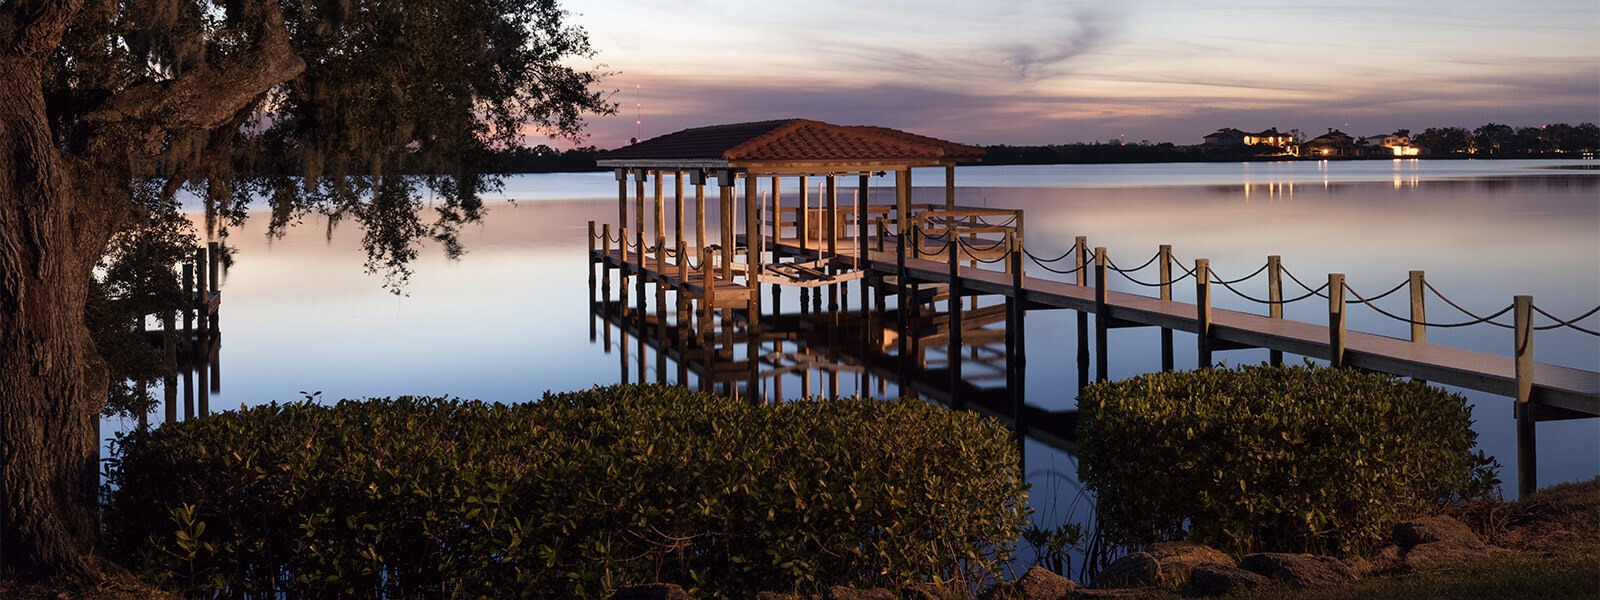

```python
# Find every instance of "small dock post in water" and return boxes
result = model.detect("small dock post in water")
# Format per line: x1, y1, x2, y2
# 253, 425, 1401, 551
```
585, 118, 1600, 498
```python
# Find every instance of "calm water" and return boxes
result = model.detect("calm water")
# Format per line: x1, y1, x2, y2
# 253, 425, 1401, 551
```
117, 160, 1598, 523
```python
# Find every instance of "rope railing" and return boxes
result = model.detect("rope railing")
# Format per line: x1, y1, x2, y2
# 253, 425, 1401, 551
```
1346, 281, 1516, 328
1023, 247, 1087, 275
1103, 250, 1162, 274
1208, 262, 1269, 286
1532, 304, 1600, 335
1279, 266, 1330, 299
1102, 253, 1170, 288
1341, 278, 1409, 305
955, 236, 1012, 264
1422, 279, 1516, 329
1212, 277, 1328, 305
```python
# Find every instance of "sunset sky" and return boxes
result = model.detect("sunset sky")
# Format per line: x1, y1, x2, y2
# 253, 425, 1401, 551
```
560, 0, 1599, 148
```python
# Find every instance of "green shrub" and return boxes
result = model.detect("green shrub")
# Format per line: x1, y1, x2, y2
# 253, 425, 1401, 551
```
1076, 364, 1498, 556
104, 384, 1029, 597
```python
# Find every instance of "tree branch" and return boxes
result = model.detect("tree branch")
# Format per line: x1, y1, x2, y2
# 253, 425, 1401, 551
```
85, 0, 305, 134
0, 0, 85, 60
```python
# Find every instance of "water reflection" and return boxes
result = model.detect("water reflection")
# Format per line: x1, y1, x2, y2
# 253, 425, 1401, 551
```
112, 162, 1595, 527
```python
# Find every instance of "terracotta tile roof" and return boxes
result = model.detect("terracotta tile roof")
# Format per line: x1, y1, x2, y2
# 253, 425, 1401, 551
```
599, 118, 984, 164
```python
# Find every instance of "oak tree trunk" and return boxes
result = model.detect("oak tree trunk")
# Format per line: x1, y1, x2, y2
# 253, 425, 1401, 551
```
0, 56, 124, 580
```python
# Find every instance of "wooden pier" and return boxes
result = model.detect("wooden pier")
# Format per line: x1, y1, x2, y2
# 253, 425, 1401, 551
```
590, 118, 1600, 497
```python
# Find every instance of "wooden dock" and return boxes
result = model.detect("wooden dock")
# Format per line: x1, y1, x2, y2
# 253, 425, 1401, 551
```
588, 119, 1598, 497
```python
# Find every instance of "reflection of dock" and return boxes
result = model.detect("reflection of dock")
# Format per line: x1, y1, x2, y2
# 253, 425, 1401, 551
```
589, 119, 1599, 497
133, 242, 225, 426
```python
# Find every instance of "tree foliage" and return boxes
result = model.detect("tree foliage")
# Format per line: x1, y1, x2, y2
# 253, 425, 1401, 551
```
33, 0, 613, 416
1, 0, 612, 578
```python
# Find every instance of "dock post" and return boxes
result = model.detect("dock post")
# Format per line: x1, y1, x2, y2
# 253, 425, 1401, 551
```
770, 176, 781, 252
1094, 247, 1109, 382
207, 241, 220, 293
826, 175, 839, 312
1329, 274, 1346, 367
1075, 236, 1090, 390
718, 170, 734, 280
1159, 245, 1174, 372
634, 169, 647, 264
654, 171, 665, 253
615, 168, 628, 240
163, 314, 177, 424
675, 171, 685, 249
1008, 235, 1028, 441
1268, 256, 1283, 366
700, 245, 715, 363
602, 224, 612, 299
692, 169, 707, 252
619, 226, 630, 320
1514, 295, 1536, 497
589, 221, 598, 342
948, 219, 964, 409
181, 260, 195, 419
1196, 259, 1212, 369
656, 236, 668, 381
896, 228, 911, 393
798, 175, 810, 254
1409, 271, 1427, 343
677, 241, 691, 383
194, 246, 209, 416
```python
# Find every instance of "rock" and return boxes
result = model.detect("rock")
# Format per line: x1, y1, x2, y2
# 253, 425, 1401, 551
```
611, 583, 693, 600
1392, 515, 1480, 549
826, 586, 896, 600
981, 566, 1077, 599
1093, 542, 1233, 589
1403, 539, 1491, 570
1240, 553, 1358, 588
1370, 545, 1404, 572
1070, 589, 1156, 598
1093, 552, 1157, 588
902, 582, 963, 600
1188, 564, 1269, 596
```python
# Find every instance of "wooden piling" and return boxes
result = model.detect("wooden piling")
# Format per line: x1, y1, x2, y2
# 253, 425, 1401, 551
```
1409, 270, 1426, 343
1094, 247, 1109, 382
1196, 258, 1212, 368
654, 171, 665, 250
1008, 236, 1028, 440
1268, 255, 1283, 366
675, 171, 685, 249
692, 170, 707, 251
1075, 236, 1089, 388
163, 314, 177, 424
1329, 274, 1347, 367
1159, 244, 1174, 371
719, 171, 734, 279
948, 220, 964, 408
1514, 295, 1536, 497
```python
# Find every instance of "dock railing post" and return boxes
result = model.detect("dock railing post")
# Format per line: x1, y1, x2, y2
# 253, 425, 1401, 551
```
1075, 236, 1090, 389
588, 221, 596, 260
896, 228, 910, 393
948, 220, 963, 409
1409, 271, 1426, 343
1159, 245, 1174, 372
1094, 247, 1109, 383
163, 314, 177, 424
1008, 233, 1028, 441
1196, 258, 1212, 368
1514, 295, 1536, 497
1268, 256, 1283, 366
181, 259, 195, 419
1329, 274, 1347, 367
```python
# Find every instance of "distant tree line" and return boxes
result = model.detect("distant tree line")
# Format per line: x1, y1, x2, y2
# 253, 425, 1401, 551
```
980, 141, 1283, 165
487, 145, 604, 173
1410, 122, 1600, 156
485, 122, 1600, 173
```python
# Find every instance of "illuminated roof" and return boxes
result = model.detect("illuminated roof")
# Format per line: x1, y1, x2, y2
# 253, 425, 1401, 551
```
597, 119, 984, 170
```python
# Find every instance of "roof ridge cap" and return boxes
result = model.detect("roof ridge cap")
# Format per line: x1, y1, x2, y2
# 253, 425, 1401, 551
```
722, 118, 811, 159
